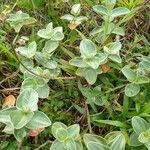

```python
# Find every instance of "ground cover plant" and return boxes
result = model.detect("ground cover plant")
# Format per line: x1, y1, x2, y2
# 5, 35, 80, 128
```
0, 0, 150, 149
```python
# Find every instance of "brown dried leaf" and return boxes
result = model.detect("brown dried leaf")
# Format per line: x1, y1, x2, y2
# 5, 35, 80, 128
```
28, 128, 44, 137
101, 63, 110, 73
68, 21, 78, 30
3, 95, 16, 108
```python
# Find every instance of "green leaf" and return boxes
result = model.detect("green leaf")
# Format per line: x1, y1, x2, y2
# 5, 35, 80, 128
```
26, 111, 51, 129
112, 27, 125, 36
93, 5, 109, 16
87, 142, 107, 150
44, 60, 58, 69
83, 134, 107, 145
83, 68, 97, 85
36, 84, 50, 99
129, 132, 143, 147
105, 0, 116, 6
64, 138, 76, 150
0, 107, 16, 125
96, 53, 108, 64
51, 27, 64, 41
76, 16, 88, 24
16, 41, 37, 58
52, 122, 67, 139
132, 116, 149, 135
135, 76, 149, 84
69, 57, 89, 68
104, 42, 122, 55
7, 11, 29, 22
138, 130, 150, 144
145, 141, 150, 149
111, 7, 130, 18
67, 124, 80, 139
109, 55, 122, 63
3, 124, 14, 134
83, 134, 108, 149
42, 40, 59, 54
84, 57, 102, 69
61, 14, 74, 21
56, 128, 68, 142
109, 134, 126, 150
7, 11, 36, 32
125, 83, 140, 97
16, 88, 39, 111
80, 39, 97, 58
37, 22, 53, 39
14, 128, 26, 142
71, 4, 81, 15
85, 53, 107, 69
121, 66, 137, 82
139, 61, 150, 70
76, 68, 85, 76
19, 58, 34, 73
75, 141, 83, 150
22, 77, 38, 90
38, 23, 64, 41
50, 140, 65, 150
94, 119, 127, 128
90, 26, 103, 36
10, 110, 34, 129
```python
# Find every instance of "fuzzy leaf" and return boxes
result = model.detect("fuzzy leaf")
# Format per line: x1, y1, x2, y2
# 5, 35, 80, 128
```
132, 116, 149, 135
67, 124, 80, 139
93, 5, 109, 16
10, 110, 33, 129
125, 83, 140, 97
16, 88, 39, 111
42, 40, 59, 54
111, 7, 130, 18
16, 41, 37, 58
26, 111, 51, 129
84, 68, 97, 85
80, 39, 97, 58
71, 4, 81, 15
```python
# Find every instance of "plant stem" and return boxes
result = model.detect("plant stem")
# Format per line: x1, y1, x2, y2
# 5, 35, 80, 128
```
85, 102, 92, 133
17, 141, 22, 150
12, 33, 19, 45
35, 140, 52, 150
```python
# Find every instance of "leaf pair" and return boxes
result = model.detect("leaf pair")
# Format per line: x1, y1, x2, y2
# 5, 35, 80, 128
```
130, 116, 150, 149
50, 122, 83, 150
7, 11, 36, 32
61, 4, 88, 30
122, 66, 149, 97
37, 22, 64, 41
16, 41, 37, 59
93, 5, 130, 21
84, 132, 126, 150
70, 39, 107, 84
0, 88, 51, 142
104, 41, 122, 63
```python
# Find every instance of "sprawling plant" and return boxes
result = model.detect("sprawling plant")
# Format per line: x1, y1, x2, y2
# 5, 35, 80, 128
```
0, 0, 150, 149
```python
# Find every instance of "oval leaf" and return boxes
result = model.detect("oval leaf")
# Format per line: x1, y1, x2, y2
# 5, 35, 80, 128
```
26, 111, 51, 129
16, 88, 39, 111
